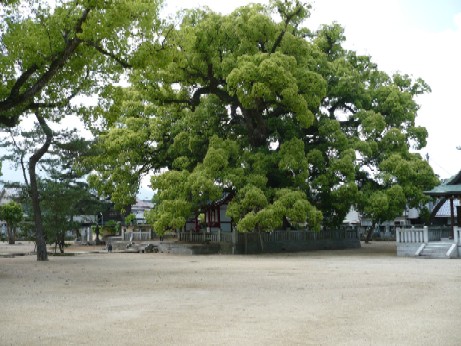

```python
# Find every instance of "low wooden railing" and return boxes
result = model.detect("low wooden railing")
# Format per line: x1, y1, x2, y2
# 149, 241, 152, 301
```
178, 229, 359, 244
178, 230, 233, 243
239, 229, 358, 243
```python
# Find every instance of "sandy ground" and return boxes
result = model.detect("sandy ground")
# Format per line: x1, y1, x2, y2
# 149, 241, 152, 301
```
0, 241, 460, 346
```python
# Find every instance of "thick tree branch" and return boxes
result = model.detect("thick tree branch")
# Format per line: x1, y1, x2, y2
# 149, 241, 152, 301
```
30, 112, 54, 165
271, 6, 303, 54
84, 40, 132, 68
9, 64, 38, 98
0, 8, 91, 118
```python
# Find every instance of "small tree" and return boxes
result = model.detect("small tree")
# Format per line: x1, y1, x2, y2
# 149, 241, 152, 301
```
0, 201, 23, 244
125, 213, 136, 227
102, 220, 119, 236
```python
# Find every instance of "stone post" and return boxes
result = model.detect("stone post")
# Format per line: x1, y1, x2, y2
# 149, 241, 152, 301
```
396, 227, 400, 243
423, 226, 429, 243
232, 229, 237, 245
454, 226, 459, 244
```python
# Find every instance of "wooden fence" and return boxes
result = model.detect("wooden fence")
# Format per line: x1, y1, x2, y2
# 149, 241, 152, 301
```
178, 229, 358, 244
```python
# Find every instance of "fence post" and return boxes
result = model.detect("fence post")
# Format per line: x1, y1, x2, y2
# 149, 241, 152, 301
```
396, 227, 401, 243
423, 226, 429, 243
454, 226, 459, 244
218, 228, 221, 242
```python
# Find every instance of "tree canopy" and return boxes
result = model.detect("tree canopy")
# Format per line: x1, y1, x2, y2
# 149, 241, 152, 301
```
0, 0, 161, 126
1, 0, 162, 260
0, 201, 23, 244
80, 0, 438, 234
39, 178, 102, 253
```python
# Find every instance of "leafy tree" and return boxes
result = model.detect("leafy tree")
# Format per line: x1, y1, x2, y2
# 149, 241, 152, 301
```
39, 178, 103, 253
0, 0, 161, 126
85, 1, 323, 234
0, 201, 23, 244
0, 0, 162, 260
83, 0, 437, 236
358, 153, 438, 242
125, 213, 137, 226
0, 118, 94, 258
101, 219, 119, 236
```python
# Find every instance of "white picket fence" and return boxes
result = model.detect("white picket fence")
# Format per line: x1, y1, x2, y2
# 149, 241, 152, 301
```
123, 231, 151, 241
396, 226, 460, 244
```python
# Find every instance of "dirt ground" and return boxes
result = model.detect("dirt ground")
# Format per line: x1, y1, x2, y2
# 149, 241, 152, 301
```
1, 241, 460, 346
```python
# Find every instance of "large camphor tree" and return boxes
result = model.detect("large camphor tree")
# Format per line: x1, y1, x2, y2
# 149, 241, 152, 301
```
84, 0, 438, 236
0, 0, 162, 260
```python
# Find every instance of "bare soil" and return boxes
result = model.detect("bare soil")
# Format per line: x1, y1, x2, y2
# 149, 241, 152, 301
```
1, 241, 460, 345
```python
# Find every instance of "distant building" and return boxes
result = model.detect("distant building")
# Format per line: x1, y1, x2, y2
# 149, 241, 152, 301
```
185, 193, 234, 233
0, 187, 22, 206
130, 199, 154, 225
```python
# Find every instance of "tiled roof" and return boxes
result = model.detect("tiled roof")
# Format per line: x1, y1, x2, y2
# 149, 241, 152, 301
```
435, 199, 460, 217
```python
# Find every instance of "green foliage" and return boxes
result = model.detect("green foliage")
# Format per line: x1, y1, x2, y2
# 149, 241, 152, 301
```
0, 201, 23, 225
0, 201, 23, 243
125, 213, 136, 226
0, 0, 162, 125
1, 0, 162, 260
361, 186, 406, 224
102, 220, 119, 235
82, 0, 437, 234
37, 179, 102, 252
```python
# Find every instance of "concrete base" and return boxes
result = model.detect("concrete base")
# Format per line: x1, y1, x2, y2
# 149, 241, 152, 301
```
397, 242, 460, 258
157, 242, 221, 255
397, 243, 422, 257
111, 239, 361, 255
234, 239, 361, 254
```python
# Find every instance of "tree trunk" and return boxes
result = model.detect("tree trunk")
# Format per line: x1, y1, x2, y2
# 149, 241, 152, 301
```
58, 231, 65, 253
364, 221, 376, 244
95, 225, 101, 245
258, 231, 264, 252
30, 163, 48, 260
6, 225, 15, 244
29, 111, 53, 261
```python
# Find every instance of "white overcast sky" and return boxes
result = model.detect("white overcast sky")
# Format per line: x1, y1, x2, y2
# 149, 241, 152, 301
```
163, 0, 461, 180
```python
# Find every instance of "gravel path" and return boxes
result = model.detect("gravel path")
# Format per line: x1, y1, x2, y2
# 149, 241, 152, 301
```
1, 241, 460, 345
